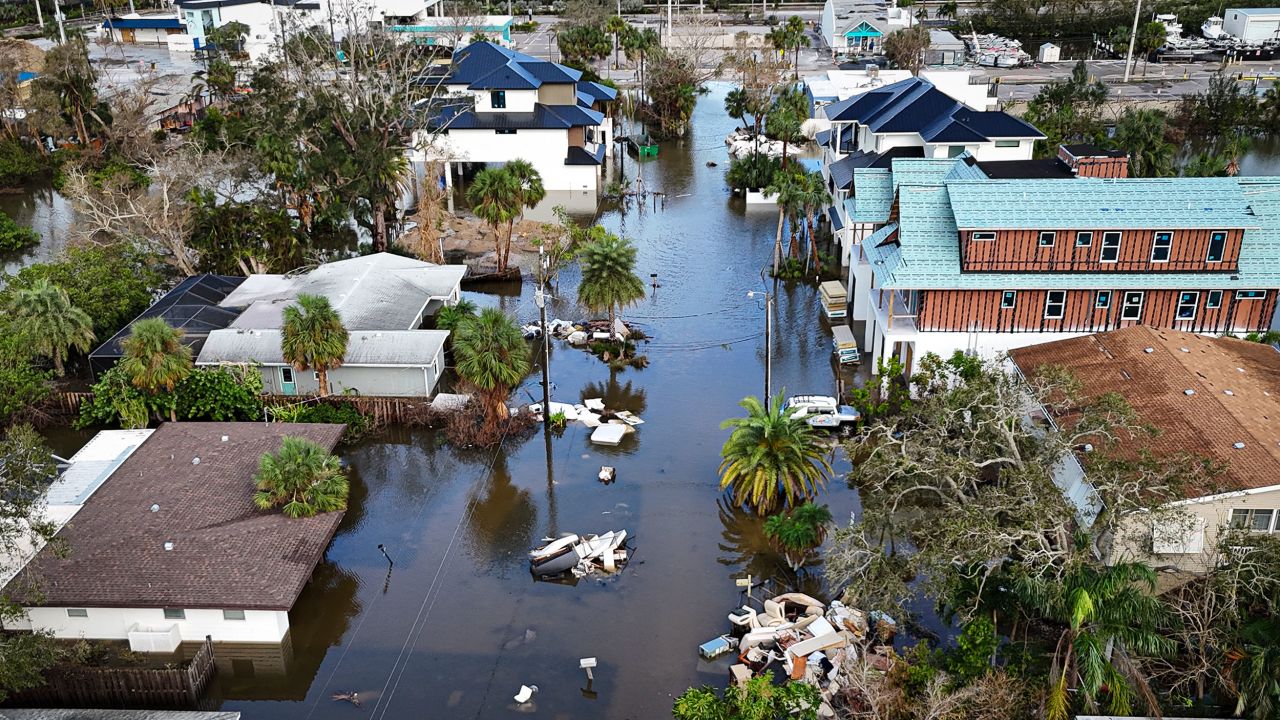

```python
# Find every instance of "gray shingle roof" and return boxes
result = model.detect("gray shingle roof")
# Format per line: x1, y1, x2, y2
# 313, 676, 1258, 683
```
12, 423, 346, 611
220, 255, 465, 331
197, 329, 449, 367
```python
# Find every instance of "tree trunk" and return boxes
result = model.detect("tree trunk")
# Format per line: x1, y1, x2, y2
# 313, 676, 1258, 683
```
53, 350, 64, 377
372, 199, 388, 252
804, 210, 816, 274
609, 304, 618, 340
492, 223, 505, 273
781, 139, 789, 169
773, 205, 784, 276
317, 368, 330, 397
788, 216, 801, 259
502, 218, 516, 272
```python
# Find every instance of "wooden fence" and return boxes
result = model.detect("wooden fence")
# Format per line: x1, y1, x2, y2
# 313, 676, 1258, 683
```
50, 391, 93, 416
6, 636, 217, 709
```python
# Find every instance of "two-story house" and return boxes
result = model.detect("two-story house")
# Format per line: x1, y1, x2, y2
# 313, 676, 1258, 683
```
419, 41, 617, 192
816, 76, 1042, 267
848, 155, 1280, 376
819, 0, 913, 58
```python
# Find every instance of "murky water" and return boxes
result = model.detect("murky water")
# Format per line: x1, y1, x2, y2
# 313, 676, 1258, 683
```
43, 83, 865, 719
0, 179, 75, 277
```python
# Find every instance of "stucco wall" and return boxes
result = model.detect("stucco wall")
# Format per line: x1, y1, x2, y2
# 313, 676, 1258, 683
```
423, 127, 596, 190
474, 88, 537, 112
13, 607, 290, 644
259, 361, 439, 397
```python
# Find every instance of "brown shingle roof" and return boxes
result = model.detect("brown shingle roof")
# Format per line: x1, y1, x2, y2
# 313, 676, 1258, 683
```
1009, 326, 1280, 496
15, 422, 347, 611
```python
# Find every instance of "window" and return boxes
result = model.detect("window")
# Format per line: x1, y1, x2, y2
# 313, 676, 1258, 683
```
1206, 231, 1226, 263
947, 145, 966, 158
223, 609, 246, 621
1075, 231, 1093, 247
280, 367, 294, 384
1121, 291, 1144, 320
1000, 291, 1017, 309
163, 608, 186, 620
1044, 291, 1066, 319
495, 128, 517, 135
1151, 232, 1172, 262
994, 139, 1020, 148
1176, 291, 1199, 320
490, 90, 506, 109
66, 608, 88, 618
1231, 509, 1276, 532
1095, 290, 1111, 308
1038, 231, 1056, 247
1237, 290, 1266, 299
1100, 232, 1121, 262
1207, 290, 1223, 309
971, 232, 996, 241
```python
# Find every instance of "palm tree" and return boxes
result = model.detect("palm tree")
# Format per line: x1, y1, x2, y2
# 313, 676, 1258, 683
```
1224, 133, 1252, 177
782, 16, 810, 78
763, 502, 832, 572
281, 293, 348, 398
767, 105, 803, 169
467, 167, 520, 273
453, 308, 531, 424
718, 394, 833, 515
937, 0, 958, 20
622, 27, 659, 90
253, 436, 349, 519
119, 319, 192, 422
577, 231, 646, 336
502, 159, 546, 270
765, 169, 806, 276
436, 298, 478, 333
606, 15, 628, 69
1111, 108, 1174, 178
1231, 618, 1280, 720
799, 171, 832, 273
725, 87, 750, 131
1026, 561, 1173, 720
6, 278, 95, 376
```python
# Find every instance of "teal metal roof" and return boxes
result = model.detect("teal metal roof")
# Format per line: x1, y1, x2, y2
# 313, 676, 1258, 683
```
946, 177, 1261, 230
849, 168, 892, 223
871, 180, 1280, 289
861, 223, 904, 282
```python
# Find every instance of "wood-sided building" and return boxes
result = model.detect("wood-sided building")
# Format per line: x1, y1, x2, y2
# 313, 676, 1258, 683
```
849, 164, 1280, 375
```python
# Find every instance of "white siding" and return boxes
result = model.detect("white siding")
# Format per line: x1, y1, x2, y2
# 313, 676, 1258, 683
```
473, 88, 537, 112
14, 607, 290, 645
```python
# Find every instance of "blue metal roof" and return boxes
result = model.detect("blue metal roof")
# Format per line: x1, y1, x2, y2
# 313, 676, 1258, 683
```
822, 77, 1042, 143
102, 16, 183, 29
432, 102, 603, 130
827, 205, 845, 231
448, 41, 581, 90
576, 81, 617, 103
566, 143, 606, 165
947, 177, 1260, 230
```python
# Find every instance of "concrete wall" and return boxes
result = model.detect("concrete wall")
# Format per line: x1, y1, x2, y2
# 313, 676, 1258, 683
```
14, 606, 290, 645
260, 361, 440, 397
423, 127, 597, 190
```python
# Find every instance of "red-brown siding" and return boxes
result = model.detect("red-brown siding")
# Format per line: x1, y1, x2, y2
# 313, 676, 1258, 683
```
916, 288, 1277, 334
959, 228, 1245, 273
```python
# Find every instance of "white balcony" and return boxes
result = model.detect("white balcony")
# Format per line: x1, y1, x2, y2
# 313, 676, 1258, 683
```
127, 622, 182, 653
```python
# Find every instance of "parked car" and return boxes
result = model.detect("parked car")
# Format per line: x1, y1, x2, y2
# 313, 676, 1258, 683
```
784, 395, 861, 430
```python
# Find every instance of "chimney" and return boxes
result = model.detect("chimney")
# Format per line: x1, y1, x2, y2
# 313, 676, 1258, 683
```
1058, 144, 1129, 178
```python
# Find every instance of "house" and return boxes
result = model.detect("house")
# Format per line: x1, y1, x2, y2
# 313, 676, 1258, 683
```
1009, 326, 1280, 572
804, 68, 999, 115
195, 254, 465, 397
419, 41, 617, 192
100, 15, 186, 44
5, 423, 347, 651
815, 76, 1041, 265
848, 155, 1280, 376
1222, 7, 1280, 42
88, 274, 246, 378
386, 15, 515, 47
173, 0, 325, 58
819, 0, 913, 57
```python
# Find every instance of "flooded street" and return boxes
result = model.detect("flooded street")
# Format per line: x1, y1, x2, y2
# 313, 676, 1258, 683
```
199, 82, 859, 718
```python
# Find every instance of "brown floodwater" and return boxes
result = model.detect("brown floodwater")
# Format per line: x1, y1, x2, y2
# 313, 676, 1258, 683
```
41, 83, 882, 719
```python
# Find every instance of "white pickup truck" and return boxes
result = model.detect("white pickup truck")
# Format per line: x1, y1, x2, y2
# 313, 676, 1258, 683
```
785, 395, 861, 430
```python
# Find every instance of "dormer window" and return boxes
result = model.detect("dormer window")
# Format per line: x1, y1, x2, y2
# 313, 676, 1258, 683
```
490, 90, 506, 109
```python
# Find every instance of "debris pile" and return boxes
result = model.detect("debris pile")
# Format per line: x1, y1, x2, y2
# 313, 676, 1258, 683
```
523, 318, 635, 346
966, 34, 1031, 67
701, 592, 900, 717
529, 530, 630, 579
529, 397, 645, 445
724, 131, 806, 160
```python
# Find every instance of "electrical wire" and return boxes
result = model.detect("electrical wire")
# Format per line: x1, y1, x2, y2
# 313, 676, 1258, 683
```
367, 432, 511, 720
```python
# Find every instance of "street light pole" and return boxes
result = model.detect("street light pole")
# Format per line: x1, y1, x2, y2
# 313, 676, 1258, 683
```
33, 0, 43, 29
1122, 0, 1142, 83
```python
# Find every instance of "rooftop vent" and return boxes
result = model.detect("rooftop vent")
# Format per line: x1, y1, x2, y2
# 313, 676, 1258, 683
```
221, 435, 229, 442
1184, 389, 1195, 396
150, 504, 160, 513
1233, 442, 1246, 449
163, 541, 174, 551
1224, 390, 1235, 396
192, 457, 201, 465
1180, 347, 1190, 353
1143, 347, 1154, 353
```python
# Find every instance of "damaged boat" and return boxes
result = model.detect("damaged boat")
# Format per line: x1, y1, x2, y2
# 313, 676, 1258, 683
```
529, 530, 631, 579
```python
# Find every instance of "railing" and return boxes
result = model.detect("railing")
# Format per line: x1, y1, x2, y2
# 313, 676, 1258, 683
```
6, 635, 216, 708
128, 623, 182, 653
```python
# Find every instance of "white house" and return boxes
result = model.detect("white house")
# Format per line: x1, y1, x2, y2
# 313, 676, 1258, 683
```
819, 0, 913, 57
1221, 7, 1280, 42
805, 68, 1000, 115
1010, 327, 1280, 573
5, 423, 347, 652
99, 14, 186, 44
419, 41, 617, 192
385, 14, 515, 47
172, 0, 326, 57
196, 253, 465, 397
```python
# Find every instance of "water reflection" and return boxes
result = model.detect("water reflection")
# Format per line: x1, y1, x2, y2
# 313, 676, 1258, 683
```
715, 498, 828, 599
578, 375, 647, 416
463, 454, 536, 573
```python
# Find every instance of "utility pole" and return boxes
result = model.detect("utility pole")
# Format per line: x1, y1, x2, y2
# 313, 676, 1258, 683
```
1123, 0, 1142, 83
536, 245, 551, 420
54, 0, 65, 44
748, 290, 773, 399
33, 0, 43, 30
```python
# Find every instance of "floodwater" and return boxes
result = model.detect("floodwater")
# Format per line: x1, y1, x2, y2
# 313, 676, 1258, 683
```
45, 82, 865, 719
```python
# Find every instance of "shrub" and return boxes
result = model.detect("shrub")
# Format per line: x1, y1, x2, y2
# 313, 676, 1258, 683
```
174, 366, 264, 421
0, 139, 42, 188
725, 152, 780, 190
268, 400, 371, 442
0, 211, 38, 252
1, 245, 161, 339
